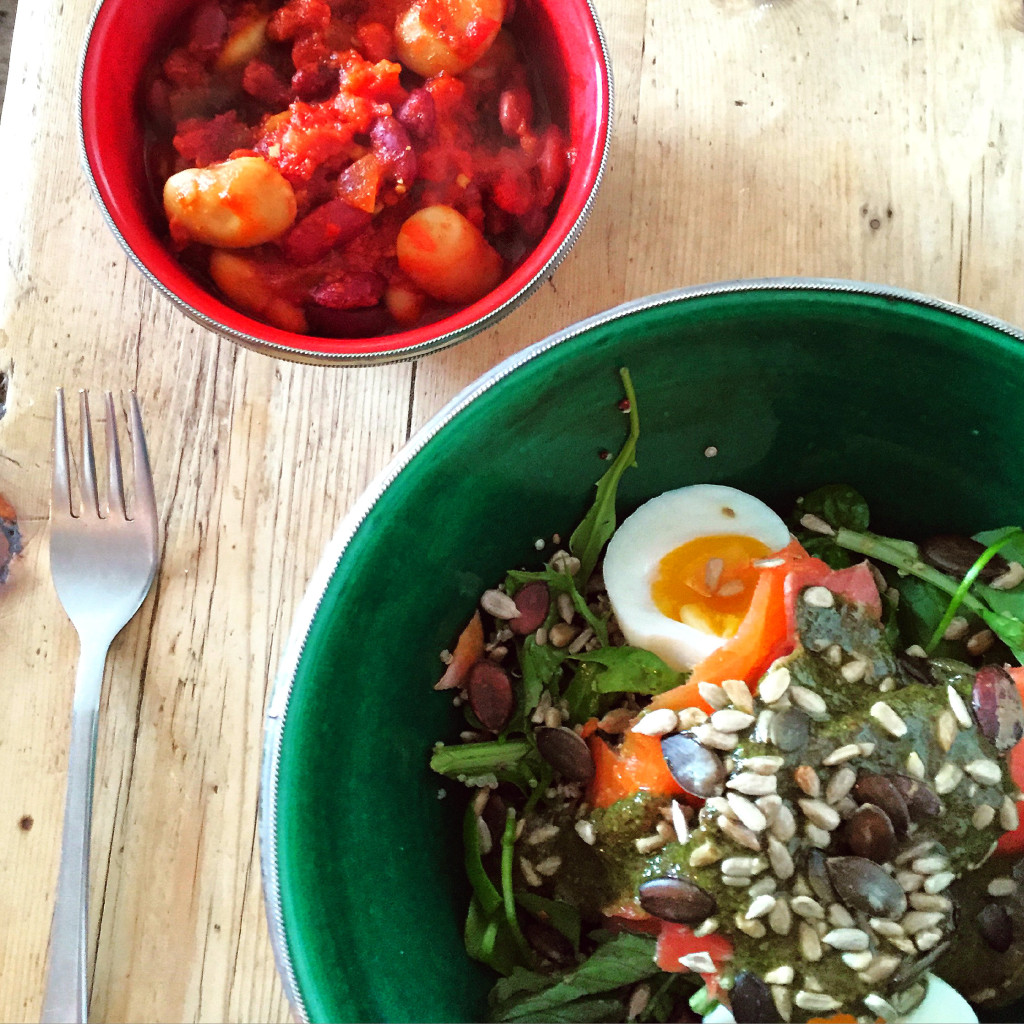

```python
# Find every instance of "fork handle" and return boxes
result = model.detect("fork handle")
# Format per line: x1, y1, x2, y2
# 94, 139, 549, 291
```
41, 639, 110, 1024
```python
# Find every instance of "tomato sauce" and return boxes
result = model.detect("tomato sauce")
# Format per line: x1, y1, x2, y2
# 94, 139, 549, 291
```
144, 0, 571, 336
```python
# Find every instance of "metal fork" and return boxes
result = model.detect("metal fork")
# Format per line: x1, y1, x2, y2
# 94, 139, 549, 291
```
41, 390, 159, 1024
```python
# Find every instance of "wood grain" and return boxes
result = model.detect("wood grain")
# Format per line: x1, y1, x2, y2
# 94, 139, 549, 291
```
2, 0, 1024, 1020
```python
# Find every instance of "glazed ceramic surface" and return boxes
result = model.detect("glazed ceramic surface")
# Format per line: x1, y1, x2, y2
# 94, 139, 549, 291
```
261, 280, 1024, 1021
77, 0, 612, 364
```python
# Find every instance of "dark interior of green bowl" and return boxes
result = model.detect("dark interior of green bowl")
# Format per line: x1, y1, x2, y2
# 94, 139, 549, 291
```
267, 284, 1024, 1022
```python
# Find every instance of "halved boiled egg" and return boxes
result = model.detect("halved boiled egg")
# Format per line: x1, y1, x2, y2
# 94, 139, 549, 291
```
603, 484, 791, 671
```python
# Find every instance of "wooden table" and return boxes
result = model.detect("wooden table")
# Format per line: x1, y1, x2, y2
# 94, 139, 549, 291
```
2, 1, 1024, 1021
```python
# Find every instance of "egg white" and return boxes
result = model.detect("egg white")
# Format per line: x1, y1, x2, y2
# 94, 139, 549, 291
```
702, 973, 977, 1023
603, 484, 791, 671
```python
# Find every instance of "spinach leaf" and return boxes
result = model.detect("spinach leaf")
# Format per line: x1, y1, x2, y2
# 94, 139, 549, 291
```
489, 931, 663, 1022
515, 891, 582, 952
569, 368, 640, 589
974, 527, 1024, 630
574, 646, 685, 695
513, 637, 569, 730
795, 483, 871, 531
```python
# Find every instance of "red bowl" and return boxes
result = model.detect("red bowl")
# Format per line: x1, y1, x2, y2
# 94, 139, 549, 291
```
78, 0, 613, 365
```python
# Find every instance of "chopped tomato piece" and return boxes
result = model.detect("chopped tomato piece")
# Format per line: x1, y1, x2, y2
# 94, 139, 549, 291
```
655, 922, 732, 999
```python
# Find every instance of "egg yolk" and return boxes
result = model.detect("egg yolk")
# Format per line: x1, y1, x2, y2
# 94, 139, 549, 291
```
651, 534, 772, 638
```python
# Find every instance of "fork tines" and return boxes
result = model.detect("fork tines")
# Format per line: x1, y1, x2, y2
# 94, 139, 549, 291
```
52, 389, 155, 522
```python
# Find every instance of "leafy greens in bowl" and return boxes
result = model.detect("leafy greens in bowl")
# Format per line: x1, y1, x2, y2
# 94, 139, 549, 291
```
260, 279, 1024, 1022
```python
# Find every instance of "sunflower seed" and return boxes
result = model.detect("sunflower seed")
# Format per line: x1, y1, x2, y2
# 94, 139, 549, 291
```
822, 927, 870, 951
767, 836, 795, 880
824, 769, 855, 807
677, 706, 709, 730
678, 951, 716, 973
727, 793, 769, 832
799, 798, 841, 831
692, 917, 719, 937
744, 755, 786, 775
879, 676, 896, 692
798, 921, 824, 964
711, 708, 756, 733
728, 772, 778, 797
722, 678, 755, 713
481, 589, 521, 619
828, 903, 856, 928
896, 870, 924, 893
1001, 796, 1020, 831
870, 701, 907, 737
749, 877, 778, 898
771, 804, 797, 842
693, 724, 739, 751
719, 815, 762, 851
698, 681, 730, 710
964, 759, 1002, 787
631, 708, 680, 736
948, 685, 973, 729
805, 823, 832, 848
973, 804, 996, 829
746, 894, 778, 920
909, 893, 952, 912
842, 950, 873, 971
689, 842, 722, 867
635, 833, 668, 854
722, 855, 768, 877
900, 911, 943, 935
520, 858, 542, 887
911, 854, 949, 874
734, 912, 768, 938
934, 764, 963, 795
800, 513, 835, 536
790, 895, 825, 920
905, 751, 926, 779
838, 658, 867, 684
574, 819, 596, 845
758, 667, 792, 704
790, 685, 828, 716
870, 918, 905, 938
935, 710, 959, 752
944, 616, 970, 640
795, 991, 839, 1012
825, 644, 844, 665
915, 929, 943, 951
822, 744, 862, 766
923, 871, 955, 894
768, 896, 793, 935
968, 629, 995, 655
764, 965, 794, 985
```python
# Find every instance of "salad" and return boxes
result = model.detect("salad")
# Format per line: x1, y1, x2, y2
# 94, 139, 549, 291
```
430, 370, 1024, 1023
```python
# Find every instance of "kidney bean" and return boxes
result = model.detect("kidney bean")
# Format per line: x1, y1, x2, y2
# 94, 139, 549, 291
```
536, 124, 568, 196
498, 85, 533, 138
370, 116, 417, 185
396, 88, 436, 141
280, 199, 371, 265
303, 305, 391, 338
188, 2, 228, 58
310, 272, 386, 310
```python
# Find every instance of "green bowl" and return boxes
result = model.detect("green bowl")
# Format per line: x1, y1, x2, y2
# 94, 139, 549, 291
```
260, 278, 1024, 1023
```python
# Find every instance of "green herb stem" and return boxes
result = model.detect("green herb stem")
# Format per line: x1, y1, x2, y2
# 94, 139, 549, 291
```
500, 811, 535, 964
431, 740, 531, 779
